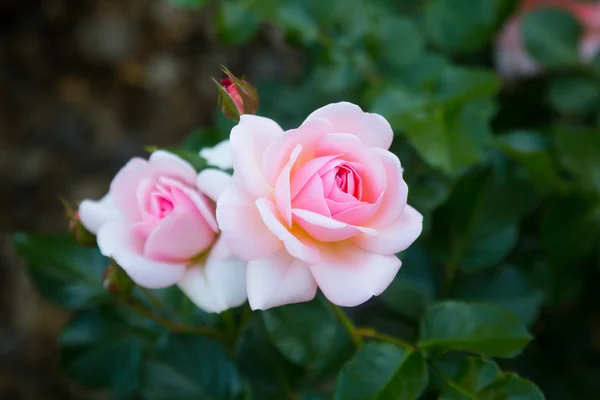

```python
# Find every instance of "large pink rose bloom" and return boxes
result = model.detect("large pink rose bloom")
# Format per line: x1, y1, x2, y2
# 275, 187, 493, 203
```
79, 150, 246, 313
496, 0, 600, 78
216, 102, 423, 310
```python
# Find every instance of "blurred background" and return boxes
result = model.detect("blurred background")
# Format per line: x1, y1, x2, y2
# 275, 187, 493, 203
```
2, 0, 600, 399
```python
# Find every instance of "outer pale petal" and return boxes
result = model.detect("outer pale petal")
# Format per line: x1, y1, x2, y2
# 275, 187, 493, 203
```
354, 205, 423, 255
230, 115, 285, 198
196, 168, 232, 203
304, 102, 393, 150
247, 248, 317, 310
199, 140, 233, 170
309, 245, 401, 307
97, 221, 186, 288
367, 148, 408, 229
263, 117, 333, 186
79, 194, 120, 235
110, 157, 150, 221
178, 237, 247, 313
274, 145, 302, 227
292, 209, 376, 242
216, 185, 282, 261
149, 150, 197, 186
256, 198, 320, 264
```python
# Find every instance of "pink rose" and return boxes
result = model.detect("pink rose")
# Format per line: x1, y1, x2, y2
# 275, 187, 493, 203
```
495, 0, 600, 78
79, 150, 246, 313
216, 102, 423, 310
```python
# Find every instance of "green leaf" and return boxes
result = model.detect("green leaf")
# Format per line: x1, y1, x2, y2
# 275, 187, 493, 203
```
436, 355, 501, 400
142, 333, 242, 400
451, 266, 544, 326
11, 233, 111, 310
262, 297, 338, 366
425, 0, 517, 53
431, 165, 538, 272
380, 246, 437, 320
236, 317, 302, 400
371, 16, 423, 69
373, 66, 498, 176
548, 74, 600, 115
216, 0, 261, 46
554, 127, 600, 195
418, 301, 533, 358
277, 0, 320, 44
478, 374, 545, 400
522, 8, 583, 68
333, 342, 428, 400
60, 307, 157, 397
496, 131, 567, 193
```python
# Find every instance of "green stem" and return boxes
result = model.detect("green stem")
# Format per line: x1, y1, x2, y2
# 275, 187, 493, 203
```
331, 304, 363, 348
122, 297, 223, 339
356, 327, 416, 350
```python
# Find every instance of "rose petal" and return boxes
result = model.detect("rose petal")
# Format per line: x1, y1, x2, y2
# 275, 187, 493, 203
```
256, 198, 320, 264
292, 208, 376, 242
178, 237, 247, 313
230, 115, 285, 198
291, 174, 331, 217
196, 168, 233, 203
274, 145, 303, 227
290, 154, 340, 199
97, 221, 186, 288
263, 117, 333, 186
216, 185, 282, 261
309, 244, 401, 307
367, 148, 409, 228
160, 177, 218, 232
354, 205, 423, 255
315, 133, 386, 203
110, 158, 150, 221
199, 140, 233, 170
149, 150, 197, 186
143, 209, 215, 262
304, 102, 393, 150
79, 194, 120, 235
247, 248, 317, 310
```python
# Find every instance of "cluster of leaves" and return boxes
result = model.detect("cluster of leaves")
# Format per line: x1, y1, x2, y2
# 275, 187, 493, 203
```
12, 0, 600, 399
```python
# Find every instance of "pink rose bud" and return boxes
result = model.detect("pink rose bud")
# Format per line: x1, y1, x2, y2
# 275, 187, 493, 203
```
78, 151, 248, 313
213, 67, 259, 122
102, 262, 135, 296
216, 102, 423, 310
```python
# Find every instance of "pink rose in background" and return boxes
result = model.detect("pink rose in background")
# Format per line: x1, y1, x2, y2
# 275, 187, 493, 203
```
79, 150, 247, 313
216, 102, 423, 310
496, 0, 600, 78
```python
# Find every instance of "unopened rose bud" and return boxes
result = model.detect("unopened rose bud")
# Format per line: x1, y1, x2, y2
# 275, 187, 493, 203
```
62, 199, 96, 246
103, 262, 135, 297
213, 67, 259, 122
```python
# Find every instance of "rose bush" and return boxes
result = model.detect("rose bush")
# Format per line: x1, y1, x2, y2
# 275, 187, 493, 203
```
79, 149, 247, 313
217, 102, 423, 310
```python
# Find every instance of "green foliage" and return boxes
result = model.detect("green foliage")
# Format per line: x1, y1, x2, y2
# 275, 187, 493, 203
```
333, 342, 428, 400
419, 301, 532, 357
12, 233, 111, 309
522, 8, 582, 68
